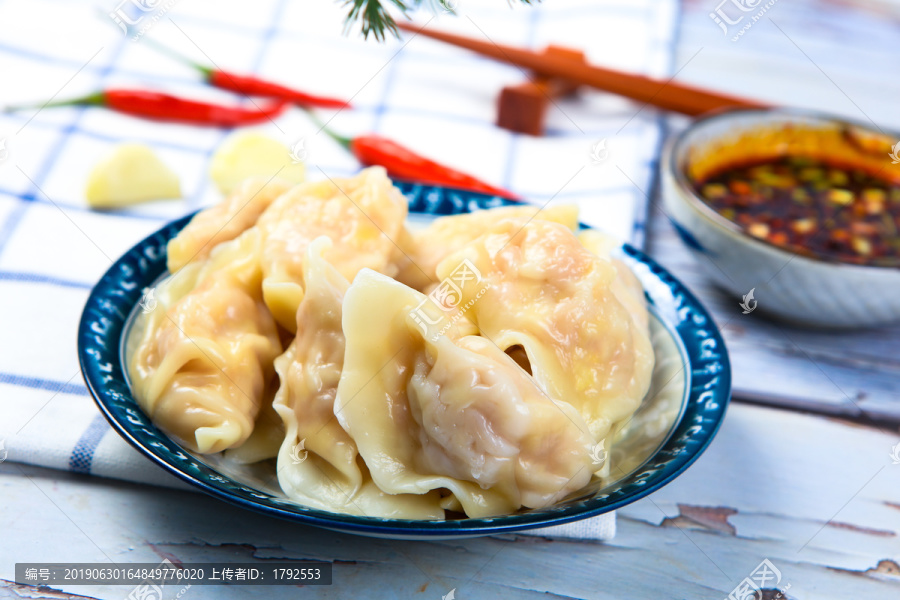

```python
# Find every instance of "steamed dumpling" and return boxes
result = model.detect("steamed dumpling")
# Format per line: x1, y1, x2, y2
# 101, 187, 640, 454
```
223, 389, 284, 464
578, 230, 650, 331
435, 218, 654, 442
333, 270, 596, 517
167, 177, 293, 272
393, 204, 579, 291
130, 172, 657, 521
129, 228, 282, 454
272, 239, 444, 518
255, 167, 408, 330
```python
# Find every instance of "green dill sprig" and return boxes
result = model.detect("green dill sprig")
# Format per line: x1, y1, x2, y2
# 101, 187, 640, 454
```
341, 0, 540, 41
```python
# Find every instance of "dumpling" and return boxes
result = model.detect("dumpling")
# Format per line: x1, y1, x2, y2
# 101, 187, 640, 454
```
128, 228, 282, 454
334, 270, 596, 517
222, 386, 283, 464
578, 230, 650, 331
129, 169, 657, 519
434, 218, 655, 442
393, 204, 579, 291
255, 167, 408, 331
167, 177, 293, 272
272, 239, 444, 518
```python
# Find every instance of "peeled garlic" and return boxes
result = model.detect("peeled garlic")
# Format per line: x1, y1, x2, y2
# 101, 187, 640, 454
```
209, 131, 305, 195
86, 143, 181, 209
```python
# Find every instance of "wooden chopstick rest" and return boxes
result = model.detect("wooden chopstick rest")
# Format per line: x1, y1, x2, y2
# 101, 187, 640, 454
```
496, 45, 584, 136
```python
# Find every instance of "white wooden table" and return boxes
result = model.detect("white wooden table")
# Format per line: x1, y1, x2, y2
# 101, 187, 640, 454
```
2, 2, 900, 599
2, 402, 899, 599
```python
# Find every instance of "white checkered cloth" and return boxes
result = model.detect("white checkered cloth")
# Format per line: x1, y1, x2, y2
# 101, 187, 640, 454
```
0, 0, 678, 541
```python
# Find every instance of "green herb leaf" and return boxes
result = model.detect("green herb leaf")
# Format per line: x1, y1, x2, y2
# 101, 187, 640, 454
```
341, 0, 540, 40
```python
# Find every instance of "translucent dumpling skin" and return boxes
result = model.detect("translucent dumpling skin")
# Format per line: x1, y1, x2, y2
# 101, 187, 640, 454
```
410, 335, 597, 510
129, 229, 282, 454
393, 204, 579, 291
256, 167, 408, 331
435, 218, 655, 442
272, 240, 444, 518
166, 177, 292, 272
129, 172, 657, 520
333, 270, 596, 517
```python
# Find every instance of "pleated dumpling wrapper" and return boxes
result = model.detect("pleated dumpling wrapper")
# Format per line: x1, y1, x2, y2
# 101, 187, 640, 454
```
128, 227, 282, 454
333, 269, 597, 518
577, 230, 650, 332
272, 238, 445, 518
393, 204, 579, 291
255, 166, 408, 331
434, 218, 655, 443
167, 176, 293, 272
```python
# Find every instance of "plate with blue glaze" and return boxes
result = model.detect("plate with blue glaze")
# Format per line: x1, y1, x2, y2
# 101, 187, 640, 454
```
78, 182, 731, 539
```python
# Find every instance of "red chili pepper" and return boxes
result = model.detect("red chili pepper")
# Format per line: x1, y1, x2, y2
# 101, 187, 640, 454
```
207, 70, 349, 110
351, 134, 520, 199
142, 38, 350, 109
312, 116, 520, 200
7, 89, 287, 127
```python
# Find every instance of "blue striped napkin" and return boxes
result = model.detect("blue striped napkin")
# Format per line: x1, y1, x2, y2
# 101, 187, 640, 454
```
0, 0, 678, 540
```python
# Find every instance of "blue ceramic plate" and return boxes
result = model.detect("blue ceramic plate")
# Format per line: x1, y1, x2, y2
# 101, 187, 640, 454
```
78, 183, 731, 539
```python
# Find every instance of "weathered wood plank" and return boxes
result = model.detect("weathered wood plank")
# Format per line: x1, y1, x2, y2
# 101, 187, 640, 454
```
1, 404, 897, 599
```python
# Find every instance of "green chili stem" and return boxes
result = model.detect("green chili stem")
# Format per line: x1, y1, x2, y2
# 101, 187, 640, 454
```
139, 37, 212, 76
304, 109, 354, 150
3, 91, 106, 113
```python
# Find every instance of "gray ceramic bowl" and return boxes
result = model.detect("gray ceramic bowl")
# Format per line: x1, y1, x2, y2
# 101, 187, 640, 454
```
661, 108, 900, 329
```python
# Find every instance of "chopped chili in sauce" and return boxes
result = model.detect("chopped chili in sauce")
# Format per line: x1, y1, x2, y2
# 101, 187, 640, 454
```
692, 155, 900, 266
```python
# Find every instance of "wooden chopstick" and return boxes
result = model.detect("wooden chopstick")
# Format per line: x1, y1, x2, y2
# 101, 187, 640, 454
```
397, 21, 770, 116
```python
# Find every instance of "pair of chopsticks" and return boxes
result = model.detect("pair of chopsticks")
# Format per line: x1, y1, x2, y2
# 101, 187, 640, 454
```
396, 22, 769, 116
